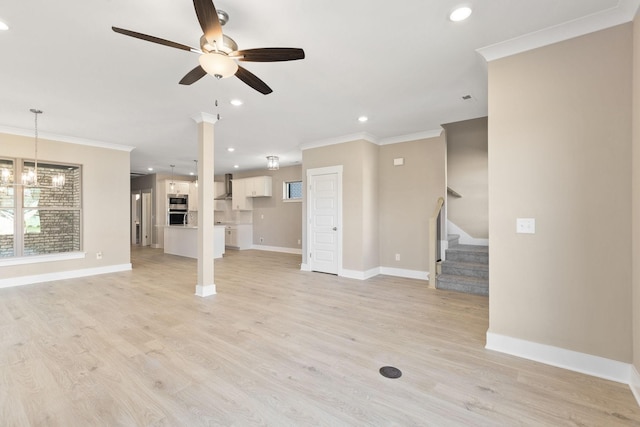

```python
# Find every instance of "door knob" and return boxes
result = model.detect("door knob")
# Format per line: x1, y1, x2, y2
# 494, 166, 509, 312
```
332, 227, 337, 231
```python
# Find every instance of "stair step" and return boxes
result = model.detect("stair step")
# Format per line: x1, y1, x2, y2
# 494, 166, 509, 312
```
436, 274, 488, 296
441, 260, 488, 279
445, 244, 488, 263
447, 234, 460, 248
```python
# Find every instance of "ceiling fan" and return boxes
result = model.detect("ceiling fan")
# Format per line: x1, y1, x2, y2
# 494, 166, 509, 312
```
112, 0, 305, 95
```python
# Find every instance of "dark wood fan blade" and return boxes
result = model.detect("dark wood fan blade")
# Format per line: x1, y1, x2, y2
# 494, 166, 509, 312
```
179, 66, 208, 85
193, 0, 224, 46
112, 27, 198, 52
230, 48, 305, 62
235, 66, 272, 95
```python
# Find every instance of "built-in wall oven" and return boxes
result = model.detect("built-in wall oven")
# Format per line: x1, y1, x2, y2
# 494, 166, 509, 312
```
168, 194, 189, 225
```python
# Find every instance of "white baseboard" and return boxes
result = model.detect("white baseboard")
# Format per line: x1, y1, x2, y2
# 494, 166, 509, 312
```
195, 284, 216, 297
341, 267, 379, 280
630, 366, 640, 406
486, 332, 631, 384
379, 267, 429, 281
0, 263, 133, 288
448, 220, 489, 246
251, 244, 302, 255
300, 264, 430, 282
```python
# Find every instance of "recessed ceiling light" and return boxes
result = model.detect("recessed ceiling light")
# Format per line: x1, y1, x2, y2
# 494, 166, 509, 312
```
233, 165, 239, 169
148, 167, 154, 171
230, 99, 243, 106
227, 147, 235, 152
0, 21, 9, 31
450, 6, 472, 22
358, 116, 368, 123
190, 172, 195, 176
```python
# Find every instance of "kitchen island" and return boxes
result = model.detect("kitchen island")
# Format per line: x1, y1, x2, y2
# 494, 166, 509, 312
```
163, 225, 225, 259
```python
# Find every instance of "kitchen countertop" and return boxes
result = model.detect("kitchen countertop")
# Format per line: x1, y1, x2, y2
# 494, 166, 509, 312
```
163, 224, 226, 229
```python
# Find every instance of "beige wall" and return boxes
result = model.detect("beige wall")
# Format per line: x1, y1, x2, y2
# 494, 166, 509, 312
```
2, 133, 131, 279
302, 136, 445, 275
488, 24, 633, 362
378, 136, 446, 271
443, 117, 488, 239
302, 140, 374, 271
633, 15, 640, 370
231, 165, 303, 250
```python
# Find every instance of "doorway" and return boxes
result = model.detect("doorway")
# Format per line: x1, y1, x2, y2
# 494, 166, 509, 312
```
131, 189, 152, 246
306, 166, 342, 275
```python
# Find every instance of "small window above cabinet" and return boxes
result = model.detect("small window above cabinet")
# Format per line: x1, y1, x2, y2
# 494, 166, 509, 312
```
245, 176, 272, 197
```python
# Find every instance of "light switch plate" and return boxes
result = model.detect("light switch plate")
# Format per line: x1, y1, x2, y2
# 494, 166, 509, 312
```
393, 157, 404, 166
516, 218, 535, 234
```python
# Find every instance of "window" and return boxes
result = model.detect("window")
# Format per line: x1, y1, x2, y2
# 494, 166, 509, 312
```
283, 180, 303, 202
0, 158, 82, 258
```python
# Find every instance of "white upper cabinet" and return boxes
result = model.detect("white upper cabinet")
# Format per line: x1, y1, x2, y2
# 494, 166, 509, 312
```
232, 179, 253, 211
188, 182, 198, 211
245, 176, 272, 197
166, 180, 190, 195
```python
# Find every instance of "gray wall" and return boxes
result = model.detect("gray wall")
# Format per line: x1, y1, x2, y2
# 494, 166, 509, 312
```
443, 117, 488, 239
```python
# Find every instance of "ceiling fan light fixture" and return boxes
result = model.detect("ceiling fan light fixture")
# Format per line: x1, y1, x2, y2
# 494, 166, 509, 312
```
450, 6, 472, 22
199, 52, 238, 79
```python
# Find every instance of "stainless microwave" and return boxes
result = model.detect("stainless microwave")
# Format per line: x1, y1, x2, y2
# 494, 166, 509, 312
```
168, 194, 188, 210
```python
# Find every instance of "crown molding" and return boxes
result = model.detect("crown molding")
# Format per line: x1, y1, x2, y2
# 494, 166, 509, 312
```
0, 126, 134, 152
477, 0, 640, 62
192, 112, 218, 125
299, 128, 445, 151
378, 128, 443, 145
299, 132, 378, 151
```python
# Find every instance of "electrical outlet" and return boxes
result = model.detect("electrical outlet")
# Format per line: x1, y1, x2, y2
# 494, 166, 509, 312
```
259, 237, 264, 243
395, 253, 400, 261
516, 218, 536, 234
297, 239, 301, 245
96, 251, 103, 260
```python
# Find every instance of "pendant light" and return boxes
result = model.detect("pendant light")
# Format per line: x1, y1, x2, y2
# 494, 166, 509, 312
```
266, 156, 279, 170
169, 164, 176, 192
19, 109, 66, 189
194, 160, 198, 188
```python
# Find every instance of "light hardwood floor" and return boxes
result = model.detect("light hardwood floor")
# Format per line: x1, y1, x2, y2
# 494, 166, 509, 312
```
1, 247, 639, 426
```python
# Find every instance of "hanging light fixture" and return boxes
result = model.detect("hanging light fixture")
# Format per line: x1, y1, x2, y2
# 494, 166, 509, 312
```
17, 109, 66, 189
169, 165, 176, 192
21, 109, 43, 186
266, 156, 279, 171
194, 160, 198, 188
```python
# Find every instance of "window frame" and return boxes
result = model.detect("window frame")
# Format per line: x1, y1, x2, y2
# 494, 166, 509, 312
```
0, 157, 83, 263
282, 180, 303, 203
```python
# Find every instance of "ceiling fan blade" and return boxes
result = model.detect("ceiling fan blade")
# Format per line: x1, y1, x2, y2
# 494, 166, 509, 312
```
230, 48, 305, 62
179, 66, 208, 85
235, 66, 273, 95
112, 27, 199, 52
193, 0, 224, 47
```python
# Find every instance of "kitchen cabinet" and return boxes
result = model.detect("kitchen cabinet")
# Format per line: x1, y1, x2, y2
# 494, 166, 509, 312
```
245, 176, 272, 197
225, 224, 252, 250
232, 179, 253, 211
188, 182, 198, 211
166, 180, 190, 195
214, 181, 227, 211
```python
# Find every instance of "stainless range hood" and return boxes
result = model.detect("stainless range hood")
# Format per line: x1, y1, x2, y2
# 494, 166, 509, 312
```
215, 173, 233, 200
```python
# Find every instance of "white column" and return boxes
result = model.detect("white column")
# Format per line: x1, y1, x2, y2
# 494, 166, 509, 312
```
193, 112, 217, 297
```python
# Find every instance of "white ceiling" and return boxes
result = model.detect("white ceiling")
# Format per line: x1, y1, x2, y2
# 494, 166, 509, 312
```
0, 0, 636, 176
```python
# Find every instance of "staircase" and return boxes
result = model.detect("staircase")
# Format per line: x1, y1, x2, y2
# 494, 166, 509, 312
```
436, 234, 488, 296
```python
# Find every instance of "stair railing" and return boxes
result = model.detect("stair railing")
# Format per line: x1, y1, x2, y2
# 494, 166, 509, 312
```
428, 197, 445, 288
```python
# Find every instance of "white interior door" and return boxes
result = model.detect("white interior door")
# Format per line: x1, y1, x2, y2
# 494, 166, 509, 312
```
131, 193, 140, 245
142, 192, 152, 247
308, 169, 341, 274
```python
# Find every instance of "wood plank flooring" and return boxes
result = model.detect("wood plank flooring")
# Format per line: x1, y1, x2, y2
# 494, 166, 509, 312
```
1, 246, 639, 426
